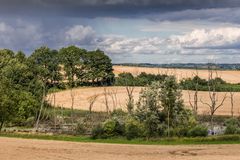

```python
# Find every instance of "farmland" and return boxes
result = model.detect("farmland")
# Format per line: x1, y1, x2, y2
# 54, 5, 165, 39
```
49, 86, 240, 116
113, 65, 240, 84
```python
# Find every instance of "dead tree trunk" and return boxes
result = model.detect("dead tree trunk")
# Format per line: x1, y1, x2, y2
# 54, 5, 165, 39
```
230, 91, 234, 117
35, 83, 46, 130
200, 67, 227, 134
126, 86, 135, 114
88, 94, 98, 113
103, 87, 110, 114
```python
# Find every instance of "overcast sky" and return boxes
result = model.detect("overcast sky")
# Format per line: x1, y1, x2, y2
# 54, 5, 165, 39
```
1, 0, 240, 63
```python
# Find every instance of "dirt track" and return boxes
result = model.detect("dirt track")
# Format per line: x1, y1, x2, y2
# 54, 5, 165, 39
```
1, 137, 240, 160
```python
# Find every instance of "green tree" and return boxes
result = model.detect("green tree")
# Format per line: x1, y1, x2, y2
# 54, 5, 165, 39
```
59, 46, 86, 87
136, 82, 165, 137
160, 76, 185, 128
84, 49, 114, 86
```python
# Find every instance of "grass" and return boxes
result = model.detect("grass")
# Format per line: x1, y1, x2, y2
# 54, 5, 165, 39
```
1, 132, 240, 145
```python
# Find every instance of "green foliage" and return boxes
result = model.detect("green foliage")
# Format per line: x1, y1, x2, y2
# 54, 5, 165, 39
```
0, 49, 42, 130
103, 118, 125, 138
91, 124, 105, 139
125, 117, 144, 140
75, 122, 87, 135
160, 76, 186, 127
115, 72, 167, 86
187, 125, 208, 137
224, 118, 240, 135
181, 75, 240, 92
136, 82, 164, 137
84, 49, 114, 85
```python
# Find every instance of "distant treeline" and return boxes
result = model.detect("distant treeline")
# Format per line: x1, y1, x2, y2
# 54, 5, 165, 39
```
115, 63, 240, 70
115, 72, 240, 92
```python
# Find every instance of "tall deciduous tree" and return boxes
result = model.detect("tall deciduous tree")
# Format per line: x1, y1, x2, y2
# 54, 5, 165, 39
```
84, 49, 114, 86
59, 46, 86, 87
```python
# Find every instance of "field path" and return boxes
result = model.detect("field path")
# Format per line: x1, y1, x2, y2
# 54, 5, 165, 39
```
1, 137, 240, 160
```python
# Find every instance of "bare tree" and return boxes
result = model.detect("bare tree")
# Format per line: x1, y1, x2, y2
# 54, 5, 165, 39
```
126, 86, 135, 114
187, 69, 199, 116
103, 87, 110, 114
109, 88, 118, 110
200, 66, 227, 134
229, 91, 235, 117
88, 94, 99, 113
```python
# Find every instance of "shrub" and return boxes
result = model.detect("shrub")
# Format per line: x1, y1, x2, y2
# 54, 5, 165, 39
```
24, 117, 35, 127
125, 118, 143, 140
187, 125, 208, 137
102, 118, 125, 138
111, 109, 127, 118
224, 118, 240, 135
91, 124, 105, 139
75, 122, 87, 135
163, 128, 177, 137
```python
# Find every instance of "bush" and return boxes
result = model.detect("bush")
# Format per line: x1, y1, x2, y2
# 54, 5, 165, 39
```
125, 118, 143, 140
224, 118, 240, 135
91, 124, 105, 139
101, 118, 125, 138
163, 128, 177, 137
187, 125, 208, 137
111, 109, 127, 118
75, 122, 87, 135
24, 117, 35, 127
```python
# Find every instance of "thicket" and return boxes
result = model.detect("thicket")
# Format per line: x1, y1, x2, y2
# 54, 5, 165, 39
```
91, 76, 208, 139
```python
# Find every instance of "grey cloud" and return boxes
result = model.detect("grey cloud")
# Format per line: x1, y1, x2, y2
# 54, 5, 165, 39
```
1, 0, 240, 18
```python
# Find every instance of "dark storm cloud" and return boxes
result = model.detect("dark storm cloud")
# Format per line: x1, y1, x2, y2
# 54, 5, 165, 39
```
1, 0, 240, 18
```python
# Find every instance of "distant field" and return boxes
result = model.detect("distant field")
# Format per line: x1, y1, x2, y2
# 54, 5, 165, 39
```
113, 65, 240, 83
48, 86, 240, 116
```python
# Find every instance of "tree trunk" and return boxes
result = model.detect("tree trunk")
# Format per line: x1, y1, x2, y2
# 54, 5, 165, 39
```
210, 114, 214, 135
70, 87, 74, 126
0, 121, 4, 132
35, 84, 46, 130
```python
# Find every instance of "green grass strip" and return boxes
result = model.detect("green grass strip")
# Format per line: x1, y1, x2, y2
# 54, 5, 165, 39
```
1, 132, 240, 145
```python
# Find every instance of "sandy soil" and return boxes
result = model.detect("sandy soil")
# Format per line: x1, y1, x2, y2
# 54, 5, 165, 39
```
1, 137, 240, 160
113, 65, 240, 83
48, 86, 240, 116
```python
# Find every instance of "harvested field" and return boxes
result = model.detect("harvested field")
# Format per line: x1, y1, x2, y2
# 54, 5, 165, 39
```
113, 65, 240, 84
1, 137, 240, 160
48, 86, 240, 116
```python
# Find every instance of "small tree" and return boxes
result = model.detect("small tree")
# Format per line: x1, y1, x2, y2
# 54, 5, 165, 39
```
159, 76, 185, 137
88, 94, 99, 113
136, 82, 162, 138
200, 66, 227, 134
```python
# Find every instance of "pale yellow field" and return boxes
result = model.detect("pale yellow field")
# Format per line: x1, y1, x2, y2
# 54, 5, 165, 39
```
48, 86, 240, 116
113, 65, 240, 83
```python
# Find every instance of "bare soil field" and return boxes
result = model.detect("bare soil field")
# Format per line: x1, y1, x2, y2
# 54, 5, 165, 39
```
48, 86, 240, 116
1, 137, 240, 160
113, 65, 240, 83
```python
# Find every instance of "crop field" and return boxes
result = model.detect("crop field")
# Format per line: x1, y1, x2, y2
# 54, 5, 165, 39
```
48, 86, 240, 116
113, 65, 240, 84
